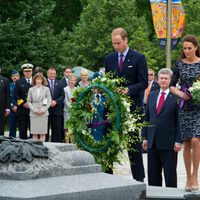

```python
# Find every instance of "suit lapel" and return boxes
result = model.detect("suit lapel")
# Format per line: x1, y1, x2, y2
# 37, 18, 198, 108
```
37, 86, 45, 101
33, 87, 39, 101
113, 53, 118, 75
120, 49, 133, 75
153, 91, 159, 115
151, 81, 156, 91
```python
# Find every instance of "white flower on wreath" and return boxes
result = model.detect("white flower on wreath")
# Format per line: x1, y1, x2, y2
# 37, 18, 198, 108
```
82, 130, 86, 135
121, 98, 131, 112
101, 77, 107, 82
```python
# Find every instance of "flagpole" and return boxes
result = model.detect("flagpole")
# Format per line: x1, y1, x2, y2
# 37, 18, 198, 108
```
166, 0, 172, 68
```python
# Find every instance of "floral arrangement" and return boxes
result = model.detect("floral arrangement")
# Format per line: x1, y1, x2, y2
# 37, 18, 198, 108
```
189, 77, 200, 106
66, 73, 146, 171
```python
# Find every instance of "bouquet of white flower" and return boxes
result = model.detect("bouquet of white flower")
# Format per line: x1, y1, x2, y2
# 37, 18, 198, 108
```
189, 78, 200, 106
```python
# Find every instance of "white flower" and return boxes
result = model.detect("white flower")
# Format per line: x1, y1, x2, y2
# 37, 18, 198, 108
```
101, 77, 107, 82
122, 130, 128, 134
189, 81, 200, 93
82, 130, 86, 135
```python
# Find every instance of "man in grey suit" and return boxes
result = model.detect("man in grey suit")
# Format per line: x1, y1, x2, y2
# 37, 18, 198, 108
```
0, 68, 10, 135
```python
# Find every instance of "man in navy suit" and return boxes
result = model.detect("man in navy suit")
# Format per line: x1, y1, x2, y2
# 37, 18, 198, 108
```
60, 66, 72, 142
47, 67, 64, 142
104, 27, 148, 182
60, 66, 72, 89
142, 68, 182, 187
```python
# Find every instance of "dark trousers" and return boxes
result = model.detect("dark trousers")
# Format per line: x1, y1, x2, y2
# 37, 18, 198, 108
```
8, 112, 17, 137
61, 115, 65, 142
0, 113, 5, 135
105, 141, 145, 181
18, 114, 30, 139
128, 140, 145, 181
47, 113, 63, 142
147, 145, 177, 187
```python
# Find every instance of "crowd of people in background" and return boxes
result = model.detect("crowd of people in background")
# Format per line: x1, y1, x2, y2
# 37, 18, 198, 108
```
0, 64, 101, 143
0, 27, 199, 191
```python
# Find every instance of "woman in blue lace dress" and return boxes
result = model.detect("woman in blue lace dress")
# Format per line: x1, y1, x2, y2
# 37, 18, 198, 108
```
171, 35, 200, 192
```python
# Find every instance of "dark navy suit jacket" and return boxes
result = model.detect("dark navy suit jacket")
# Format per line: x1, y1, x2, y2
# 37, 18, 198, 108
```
0, 75, 10, 114
47, 79, 64, 115
150, 81, 160, 92
60, 78, 68, 89
14, 77, 32, 116
104, 48, 148, 110
142, 90, 182, 150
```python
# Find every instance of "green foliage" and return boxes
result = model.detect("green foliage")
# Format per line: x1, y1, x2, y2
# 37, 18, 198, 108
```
63, 0, 200, 72
67, 74, 146, 170
51, 0, 83, 34
64, 0, 148, 70
1, 0, 200, 76
0, 0, 68, 76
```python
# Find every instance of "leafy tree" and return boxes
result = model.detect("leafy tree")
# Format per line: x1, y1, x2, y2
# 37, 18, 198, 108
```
64, 0, 151, 71
0, 0, 68, 76
63, 0, 200, 72
51, 0, 83, 34
1, 0, 200, 76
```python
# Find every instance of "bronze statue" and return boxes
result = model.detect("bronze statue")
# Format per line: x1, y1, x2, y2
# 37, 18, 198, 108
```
0, 136, 48, 163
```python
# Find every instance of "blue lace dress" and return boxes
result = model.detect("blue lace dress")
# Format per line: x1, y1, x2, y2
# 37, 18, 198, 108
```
171, 60, 200, 141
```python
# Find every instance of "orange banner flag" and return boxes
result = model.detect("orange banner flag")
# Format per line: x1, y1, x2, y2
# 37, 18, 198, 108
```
150, 0, 185, 49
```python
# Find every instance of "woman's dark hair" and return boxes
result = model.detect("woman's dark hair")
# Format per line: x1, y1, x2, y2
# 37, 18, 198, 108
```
180, 34, 200, 59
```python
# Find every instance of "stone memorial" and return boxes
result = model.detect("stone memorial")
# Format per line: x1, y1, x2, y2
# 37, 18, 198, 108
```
0, 137, 145, 200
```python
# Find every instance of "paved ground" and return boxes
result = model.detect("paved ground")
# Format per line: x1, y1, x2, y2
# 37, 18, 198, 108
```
113, 150, 200, 199
113, 150, 186, 189
3, 132, 200, 198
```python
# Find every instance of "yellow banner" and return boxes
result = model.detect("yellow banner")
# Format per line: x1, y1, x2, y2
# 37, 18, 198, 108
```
150, 0, 185, 49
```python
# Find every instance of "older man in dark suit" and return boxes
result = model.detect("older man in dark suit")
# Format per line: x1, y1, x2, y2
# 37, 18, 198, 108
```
0, 68, 10, 135
14, 63, 33, 139
104, 27, 148, 182
47, 67, 64, 142
142, 68, 182, 187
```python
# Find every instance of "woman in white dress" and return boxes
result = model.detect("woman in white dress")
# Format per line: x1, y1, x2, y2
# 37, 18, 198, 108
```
27, 73, 51, 141
63, 74, 77, 142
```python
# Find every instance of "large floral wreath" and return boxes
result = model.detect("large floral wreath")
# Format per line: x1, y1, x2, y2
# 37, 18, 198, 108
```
66, 73, 146, 171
